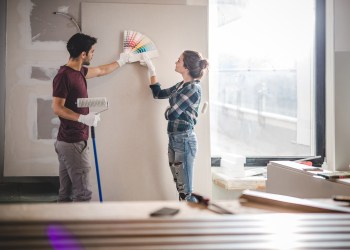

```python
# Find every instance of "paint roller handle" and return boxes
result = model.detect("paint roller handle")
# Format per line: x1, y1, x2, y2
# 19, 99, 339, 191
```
78, 112, 101, 127
91, 126, 96, 139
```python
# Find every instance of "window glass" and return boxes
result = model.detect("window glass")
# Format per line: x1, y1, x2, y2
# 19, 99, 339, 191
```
209, 0, 316, 159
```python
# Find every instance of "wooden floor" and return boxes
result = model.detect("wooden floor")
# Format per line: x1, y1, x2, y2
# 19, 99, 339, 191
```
1, 201, 350, 249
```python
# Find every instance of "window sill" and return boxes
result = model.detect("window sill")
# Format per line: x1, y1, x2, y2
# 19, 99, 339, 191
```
211, 167, 267, 191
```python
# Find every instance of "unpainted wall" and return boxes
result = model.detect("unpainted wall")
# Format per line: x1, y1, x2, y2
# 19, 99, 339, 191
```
3, 0, 211, 201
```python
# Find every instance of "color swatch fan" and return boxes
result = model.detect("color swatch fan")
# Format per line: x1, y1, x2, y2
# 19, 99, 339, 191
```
123, 30, 159, 62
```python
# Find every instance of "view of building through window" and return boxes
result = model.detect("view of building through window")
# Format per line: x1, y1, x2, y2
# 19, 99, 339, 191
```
209, 0, 316, 161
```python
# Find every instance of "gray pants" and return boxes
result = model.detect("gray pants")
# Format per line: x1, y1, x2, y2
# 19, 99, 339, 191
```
54, 140, 92, 202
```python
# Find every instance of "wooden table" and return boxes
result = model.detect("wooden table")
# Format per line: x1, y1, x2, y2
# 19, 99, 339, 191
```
1, 200, 350, 249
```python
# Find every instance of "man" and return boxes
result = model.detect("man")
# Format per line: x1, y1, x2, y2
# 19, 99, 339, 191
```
52, 33, 129, 202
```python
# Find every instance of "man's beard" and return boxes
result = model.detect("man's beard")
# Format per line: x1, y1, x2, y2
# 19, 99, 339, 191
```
83, 59, 90, 66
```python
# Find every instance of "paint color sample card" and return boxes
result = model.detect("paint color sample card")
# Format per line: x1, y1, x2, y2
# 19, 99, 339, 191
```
123, 30, 159, 62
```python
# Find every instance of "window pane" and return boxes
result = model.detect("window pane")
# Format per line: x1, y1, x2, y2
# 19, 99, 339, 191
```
209, 0, 316, 158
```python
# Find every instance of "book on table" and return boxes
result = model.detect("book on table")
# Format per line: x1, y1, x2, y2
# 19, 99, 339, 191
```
316, 171, 350, 179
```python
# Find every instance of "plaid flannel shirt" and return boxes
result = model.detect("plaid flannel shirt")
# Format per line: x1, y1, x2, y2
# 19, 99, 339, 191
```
150, 80, 201, 132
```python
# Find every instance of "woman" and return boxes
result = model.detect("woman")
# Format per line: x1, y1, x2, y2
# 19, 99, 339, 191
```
142, 50, 209, 202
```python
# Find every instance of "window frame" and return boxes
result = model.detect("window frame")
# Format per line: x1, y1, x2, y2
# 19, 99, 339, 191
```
211, 0, 326, 167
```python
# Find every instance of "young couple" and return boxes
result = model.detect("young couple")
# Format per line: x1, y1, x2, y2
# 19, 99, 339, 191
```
52, 33, 208, 202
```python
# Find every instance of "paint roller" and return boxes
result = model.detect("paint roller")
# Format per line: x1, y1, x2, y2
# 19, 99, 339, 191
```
77, 97, 109, 202
77, 97, 109, 114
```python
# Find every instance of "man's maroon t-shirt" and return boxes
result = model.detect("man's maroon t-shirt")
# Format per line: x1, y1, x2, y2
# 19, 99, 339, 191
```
52, 65, 89, 143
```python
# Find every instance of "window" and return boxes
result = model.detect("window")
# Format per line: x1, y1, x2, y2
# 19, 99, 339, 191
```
209, 0, 325, 166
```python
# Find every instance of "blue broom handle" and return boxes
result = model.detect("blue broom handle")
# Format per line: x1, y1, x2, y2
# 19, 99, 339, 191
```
91, 126, 103, 202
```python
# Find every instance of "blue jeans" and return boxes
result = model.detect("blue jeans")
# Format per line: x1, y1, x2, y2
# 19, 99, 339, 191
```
168, 129, 198, 202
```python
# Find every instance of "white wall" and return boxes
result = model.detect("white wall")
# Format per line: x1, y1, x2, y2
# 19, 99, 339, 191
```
0, 0, 5, 181
82, 2, 211, 201
326, 0, 350, 171
334, 0, 350, 52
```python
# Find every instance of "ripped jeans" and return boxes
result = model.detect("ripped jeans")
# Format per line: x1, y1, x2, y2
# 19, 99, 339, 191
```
168, 129, 198, 202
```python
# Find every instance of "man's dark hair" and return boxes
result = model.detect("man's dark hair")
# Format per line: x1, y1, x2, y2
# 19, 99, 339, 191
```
66, 33, 97, 59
